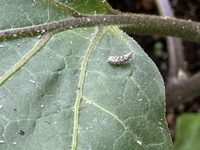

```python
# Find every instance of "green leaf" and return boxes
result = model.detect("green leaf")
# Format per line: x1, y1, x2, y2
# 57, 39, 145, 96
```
0, 0, 172, 149
57, 0, 117, 15
174, 114, 200, 150
0, 0, 67, 29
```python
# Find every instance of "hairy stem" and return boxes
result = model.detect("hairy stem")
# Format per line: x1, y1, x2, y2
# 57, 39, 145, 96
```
0, 14, 200, 43
166, 72, 200, 109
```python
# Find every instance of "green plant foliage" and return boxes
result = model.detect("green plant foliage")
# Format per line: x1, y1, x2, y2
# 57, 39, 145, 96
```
0, 0, 172, 149
174, 114, 200, 150
57, 0, 117, 15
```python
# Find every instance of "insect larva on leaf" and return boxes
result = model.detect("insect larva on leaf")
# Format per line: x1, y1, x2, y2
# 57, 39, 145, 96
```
108, 52, 134, 65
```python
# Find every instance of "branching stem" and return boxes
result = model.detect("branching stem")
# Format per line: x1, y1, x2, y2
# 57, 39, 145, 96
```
0, 14, 200, 43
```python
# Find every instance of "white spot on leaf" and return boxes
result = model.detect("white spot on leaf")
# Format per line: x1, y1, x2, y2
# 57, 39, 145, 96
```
0, 140, 5, 144
30, 80, 35, 84
136, 140, 142, 145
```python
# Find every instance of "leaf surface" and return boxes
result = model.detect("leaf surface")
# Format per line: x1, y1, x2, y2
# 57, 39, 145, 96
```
174, 114, 200, 150
0, 0, 172, 150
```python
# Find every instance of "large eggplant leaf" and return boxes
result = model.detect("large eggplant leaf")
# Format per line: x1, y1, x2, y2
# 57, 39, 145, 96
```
0, 0, 172, 149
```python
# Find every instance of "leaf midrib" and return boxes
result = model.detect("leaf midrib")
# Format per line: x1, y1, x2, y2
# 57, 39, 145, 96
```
71, 26, 104, 150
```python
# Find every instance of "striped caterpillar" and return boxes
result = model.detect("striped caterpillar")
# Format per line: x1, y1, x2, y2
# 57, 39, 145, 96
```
108, 52, 134, 65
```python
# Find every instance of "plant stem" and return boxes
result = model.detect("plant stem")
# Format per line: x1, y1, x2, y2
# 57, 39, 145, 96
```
0, 14, 200, 43
166, 71, 200, 109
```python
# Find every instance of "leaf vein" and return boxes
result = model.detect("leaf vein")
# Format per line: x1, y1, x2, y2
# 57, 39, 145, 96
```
71, 26, 104, 150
